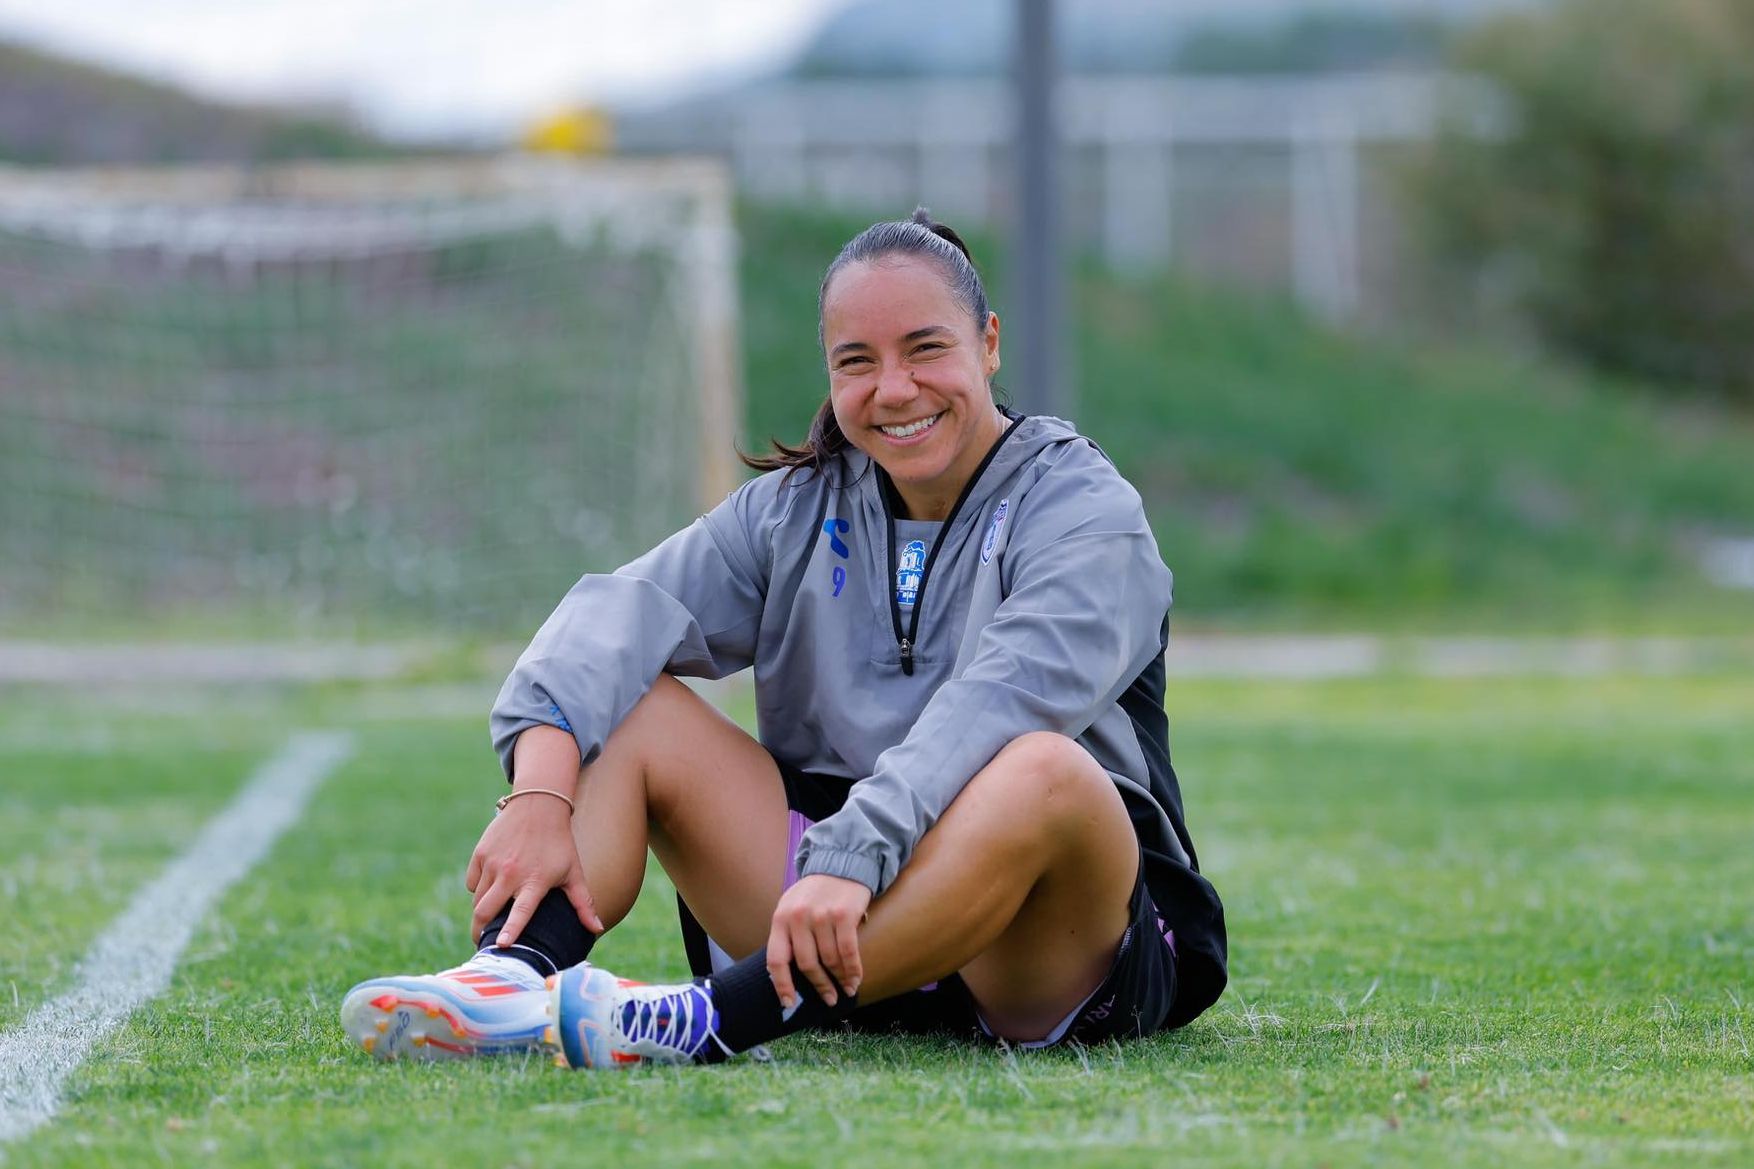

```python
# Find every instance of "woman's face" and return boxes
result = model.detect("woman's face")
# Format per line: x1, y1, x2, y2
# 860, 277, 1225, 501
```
821, 256, 1003, 521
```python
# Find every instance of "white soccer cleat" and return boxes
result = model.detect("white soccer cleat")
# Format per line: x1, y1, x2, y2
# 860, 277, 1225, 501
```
544, 962, 729, 1069
340, 950, 549, 1061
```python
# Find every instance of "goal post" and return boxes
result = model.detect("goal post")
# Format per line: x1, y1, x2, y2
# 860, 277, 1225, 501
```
0, 156, 744, 637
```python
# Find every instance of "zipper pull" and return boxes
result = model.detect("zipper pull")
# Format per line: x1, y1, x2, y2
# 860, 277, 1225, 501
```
899, 638, 914, 676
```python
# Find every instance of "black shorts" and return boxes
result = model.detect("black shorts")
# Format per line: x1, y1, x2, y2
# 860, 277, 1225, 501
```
676, 760, 1179, 1047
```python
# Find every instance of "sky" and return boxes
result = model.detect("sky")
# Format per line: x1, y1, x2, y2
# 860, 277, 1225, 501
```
0, 0, 849, 140
0, 0, 1530, 141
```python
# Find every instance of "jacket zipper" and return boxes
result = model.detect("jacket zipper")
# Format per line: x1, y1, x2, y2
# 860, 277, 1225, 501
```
882, 411, 1026, 676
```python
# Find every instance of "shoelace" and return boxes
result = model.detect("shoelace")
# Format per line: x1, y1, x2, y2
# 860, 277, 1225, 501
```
617, 985, 731, 1061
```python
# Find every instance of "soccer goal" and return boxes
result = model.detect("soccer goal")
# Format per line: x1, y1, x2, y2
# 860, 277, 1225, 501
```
0, 157, 743, 636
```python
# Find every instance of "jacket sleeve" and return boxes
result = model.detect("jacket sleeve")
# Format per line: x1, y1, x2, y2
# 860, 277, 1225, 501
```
489, 474, 782, 780
794, 458, 1174, 894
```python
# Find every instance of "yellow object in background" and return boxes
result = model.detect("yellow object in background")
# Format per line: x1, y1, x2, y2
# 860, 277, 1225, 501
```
523, 108, 614, 156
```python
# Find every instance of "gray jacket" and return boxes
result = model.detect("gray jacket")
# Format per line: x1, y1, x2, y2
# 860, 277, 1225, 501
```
493, 412, 1227, 1025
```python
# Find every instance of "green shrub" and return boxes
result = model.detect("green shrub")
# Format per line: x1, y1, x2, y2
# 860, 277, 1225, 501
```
1410, 0, 1754, 401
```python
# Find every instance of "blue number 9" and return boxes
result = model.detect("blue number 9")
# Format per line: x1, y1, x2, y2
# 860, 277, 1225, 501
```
831, 565, 847, 597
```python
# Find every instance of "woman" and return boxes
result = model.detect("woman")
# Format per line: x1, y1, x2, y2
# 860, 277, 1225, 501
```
341, 210, 1226, 1067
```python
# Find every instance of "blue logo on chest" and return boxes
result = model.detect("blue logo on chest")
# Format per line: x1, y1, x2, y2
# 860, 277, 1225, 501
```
981, 499, 1009, 565
822, 518, 851, 558
823, 518, 851, 597
896, 539, 927, 606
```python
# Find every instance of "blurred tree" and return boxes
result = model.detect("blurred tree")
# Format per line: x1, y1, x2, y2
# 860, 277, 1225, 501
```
1410, 0, 1754, 401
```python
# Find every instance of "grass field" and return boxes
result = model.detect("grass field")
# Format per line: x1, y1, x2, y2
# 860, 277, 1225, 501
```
2, 669, 1750, 1167
741, 205, 1754, 631
7, 201, 1754, 639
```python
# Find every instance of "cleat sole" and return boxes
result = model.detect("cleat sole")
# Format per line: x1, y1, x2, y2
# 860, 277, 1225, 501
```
341, 976, 549, 1064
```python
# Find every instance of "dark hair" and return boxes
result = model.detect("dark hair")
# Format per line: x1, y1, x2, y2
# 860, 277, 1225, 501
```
741, 207, 992, 476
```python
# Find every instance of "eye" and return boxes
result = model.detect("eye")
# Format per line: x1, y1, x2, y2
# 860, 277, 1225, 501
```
913, 343, 944, 356
836, 355, 872, 371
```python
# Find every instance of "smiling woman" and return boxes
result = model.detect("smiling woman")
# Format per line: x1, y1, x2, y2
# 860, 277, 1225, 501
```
818, 230, 1005, 520
742, 211, 1007, 518
341, 208, 1228, 1071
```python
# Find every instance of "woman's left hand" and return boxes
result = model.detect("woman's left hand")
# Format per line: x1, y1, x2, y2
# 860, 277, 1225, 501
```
766, 874, 873, 1010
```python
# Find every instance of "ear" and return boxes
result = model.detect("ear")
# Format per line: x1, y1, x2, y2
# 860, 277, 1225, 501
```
983, 311, 1001, 376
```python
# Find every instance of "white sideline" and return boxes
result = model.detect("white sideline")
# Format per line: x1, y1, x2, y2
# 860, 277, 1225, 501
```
0, 731, 353, 1145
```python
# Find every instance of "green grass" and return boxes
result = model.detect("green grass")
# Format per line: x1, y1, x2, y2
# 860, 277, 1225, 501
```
0, 228, 698, 636
8, 202, 1754, 638
0, 730, 252, 1033
739, 203, 1754, 630
2, 672, 1750, 1167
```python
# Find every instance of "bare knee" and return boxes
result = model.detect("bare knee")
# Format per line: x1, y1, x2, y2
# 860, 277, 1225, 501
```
602, 674, 695, 759
984, 732, 1111, 806
953, 732, 1121, 852
604, 674, 760, 832
588, 674, 698, 807
622, 673, 693, 727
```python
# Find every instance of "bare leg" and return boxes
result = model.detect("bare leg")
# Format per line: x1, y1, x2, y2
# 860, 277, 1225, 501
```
568, 683, 1136, 1043
565, 675, 790, 958
852, 732, 1138, 1041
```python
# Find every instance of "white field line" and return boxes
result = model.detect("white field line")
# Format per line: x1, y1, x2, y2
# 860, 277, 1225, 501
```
0, 643, 416, 684
0, 731, 353, 1145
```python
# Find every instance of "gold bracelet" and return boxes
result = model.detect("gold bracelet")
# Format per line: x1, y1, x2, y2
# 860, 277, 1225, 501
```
494, 788, 576, 815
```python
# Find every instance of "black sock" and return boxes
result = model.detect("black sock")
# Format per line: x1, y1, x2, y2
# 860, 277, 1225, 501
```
475, 889, 596, 977
698, 947, 858, 1062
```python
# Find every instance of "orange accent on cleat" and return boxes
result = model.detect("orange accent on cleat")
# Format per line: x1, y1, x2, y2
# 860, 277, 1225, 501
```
362, 1036, 376, 1054
375, 1019, 389, 1034
611, 1051, 643, 1065
543, 1026, 557, 1045
369, 994, 399, 1012
425, 1005, 442, 1018
472, 984, 524, 999
411, 1034, 428, 1047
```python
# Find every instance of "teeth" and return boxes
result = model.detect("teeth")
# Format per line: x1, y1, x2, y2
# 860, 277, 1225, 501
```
879, 414, 940, 438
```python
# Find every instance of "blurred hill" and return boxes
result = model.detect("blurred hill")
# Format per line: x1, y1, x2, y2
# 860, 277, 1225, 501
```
741, 204, 1754, 630
3, 37, 1745, 631
0, 39, 399, 165
790, 0, 1541, 78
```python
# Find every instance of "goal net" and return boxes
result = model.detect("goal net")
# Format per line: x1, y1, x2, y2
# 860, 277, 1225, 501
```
0, 157, 742, 637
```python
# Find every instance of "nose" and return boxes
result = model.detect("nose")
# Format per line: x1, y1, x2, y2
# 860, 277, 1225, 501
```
873, 363, 915, 408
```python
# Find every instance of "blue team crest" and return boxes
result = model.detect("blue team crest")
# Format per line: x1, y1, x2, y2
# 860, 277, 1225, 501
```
980, 499, 1010, 564
895, 539, 927, 606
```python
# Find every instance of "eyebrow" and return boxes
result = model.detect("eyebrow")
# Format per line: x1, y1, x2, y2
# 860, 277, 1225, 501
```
829, 325, 955, 362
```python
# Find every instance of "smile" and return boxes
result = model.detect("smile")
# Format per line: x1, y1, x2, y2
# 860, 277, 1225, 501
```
877, 413, 942, 439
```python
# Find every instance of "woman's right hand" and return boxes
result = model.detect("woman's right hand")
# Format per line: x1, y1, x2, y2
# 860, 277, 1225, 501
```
465, 790, 604, 947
